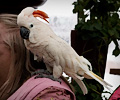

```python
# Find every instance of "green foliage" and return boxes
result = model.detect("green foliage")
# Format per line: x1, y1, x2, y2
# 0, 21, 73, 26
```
73, 0, 120, 57
72, 79, 105, 100
71, 0, 119, 99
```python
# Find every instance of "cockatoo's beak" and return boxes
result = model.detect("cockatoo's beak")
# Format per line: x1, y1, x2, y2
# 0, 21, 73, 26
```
20, 26, 30, 39
33, 10, 49, 23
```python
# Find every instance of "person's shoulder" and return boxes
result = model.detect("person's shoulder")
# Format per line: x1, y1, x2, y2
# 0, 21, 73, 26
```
8, 76, 76, 100
29, 76, 76, 100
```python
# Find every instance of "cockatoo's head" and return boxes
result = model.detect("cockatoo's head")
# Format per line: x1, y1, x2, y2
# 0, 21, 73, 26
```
17, 7, 49, 39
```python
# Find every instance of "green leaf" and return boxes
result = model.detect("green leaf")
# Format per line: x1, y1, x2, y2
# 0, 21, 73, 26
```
93, 20, 102, 30
108, 29, 115, 36
112, 13, 119, 19
89, 84, 97, 90
112, 46, 120, 56
81, 21, 94, 31
108, 28, 118, 37
112, 40, 120, 56
109, 13, 119, 27
91, 93, 96, 98
72, 1, 77, 5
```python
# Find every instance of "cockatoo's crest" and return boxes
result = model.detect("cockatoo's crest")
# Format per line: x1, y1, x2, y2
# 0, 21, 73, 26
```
18, 7, 49, 24
33, 10, 49, 23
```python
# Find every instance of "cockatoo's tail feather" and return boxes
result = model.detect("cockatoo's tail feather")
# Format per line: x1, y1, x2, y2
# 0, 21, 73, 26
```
73, 74, 88, 95
85, 71, 113, 90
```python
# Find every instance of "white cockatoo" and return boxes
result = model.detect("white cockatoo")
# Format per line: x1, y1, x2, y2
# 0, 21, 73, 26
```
17, 7, 112, 95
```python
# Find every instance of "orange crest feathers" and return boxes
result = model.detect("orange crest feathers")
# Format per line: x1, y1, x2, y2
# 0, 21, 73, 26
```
33, 10, 49, 23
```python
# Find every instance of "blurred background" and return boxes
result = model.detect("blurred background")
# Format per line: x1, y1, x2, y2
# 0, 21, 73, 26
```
38, 0, 77, 44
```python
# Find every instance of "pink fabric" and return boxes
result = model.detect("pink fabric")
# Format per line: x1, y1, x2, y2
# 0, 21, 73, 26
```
33, 86, 72, 100
109, 86, 120, 100
8, 76, 76, 100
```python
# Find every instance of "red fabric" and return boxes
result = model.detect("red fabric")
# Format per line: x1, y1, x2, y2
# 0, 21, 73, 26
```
109, 85, 120, 100
8, 76, 75, 100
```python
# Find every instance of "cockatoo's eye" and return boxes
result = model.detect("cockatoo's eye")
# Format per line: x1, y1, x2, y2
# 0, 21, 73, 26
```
30, 24, 33, 28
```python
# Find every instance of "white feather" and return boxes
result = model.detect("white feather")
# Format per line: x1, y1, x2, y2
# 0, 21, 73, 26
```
17, 7, 113, 95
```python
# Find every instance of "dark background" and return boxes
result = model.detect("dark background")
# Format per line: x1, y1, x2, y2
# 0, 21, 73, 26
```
0, 0, 47, 14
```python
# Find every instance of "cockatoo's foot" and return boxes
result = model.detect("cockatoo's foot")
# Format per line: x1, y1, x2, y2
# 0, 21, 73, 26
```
31, 69, 61, 83
35, 74, 61, 84
31, 69, 51, 76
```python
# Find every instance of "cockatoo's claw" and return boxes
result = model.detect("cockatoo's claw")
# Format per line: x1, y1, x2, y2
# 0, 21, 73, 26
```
34, 74, 61, 84
31, 69, 51, 76
31, 69, 61, 83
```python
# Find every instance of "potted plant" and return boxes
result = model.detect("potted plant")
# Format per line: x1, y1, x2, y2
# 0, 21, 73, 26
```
71, 0, 120, 99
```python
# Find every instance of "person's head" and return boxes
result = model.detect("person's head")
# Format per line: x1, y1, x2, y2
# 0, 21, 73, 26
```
0, 14, 32, 99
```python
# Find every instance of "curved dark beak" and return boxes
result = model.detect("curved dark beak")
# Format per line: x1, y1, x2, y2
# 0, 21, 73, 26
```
20, 26, 30, 39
